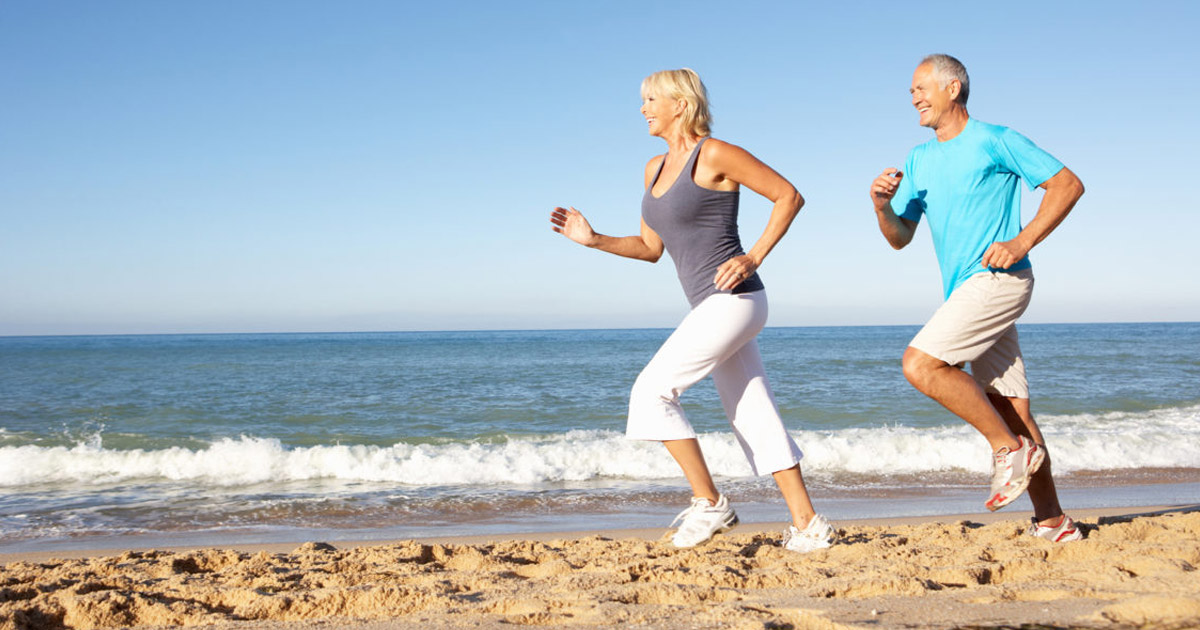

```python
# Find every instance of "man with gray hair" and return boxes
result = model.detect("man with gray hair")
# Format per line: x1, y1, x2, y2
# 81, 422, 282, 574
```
869, 54, 1086, 541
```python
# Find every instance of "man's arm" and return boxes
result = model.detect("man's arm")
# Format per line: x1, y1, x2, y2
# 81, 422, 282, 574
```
981, 167, 1084, 269
870, 168, 918, 250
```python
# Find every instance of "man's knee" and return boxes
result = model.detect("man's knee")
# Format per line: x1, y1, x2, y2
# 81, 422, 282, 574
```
902, 346, 942, 389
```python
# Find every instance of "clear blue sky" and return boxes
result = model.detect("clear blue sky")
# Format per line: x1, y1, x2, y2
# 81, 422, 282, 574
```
2, 1, 1196, 335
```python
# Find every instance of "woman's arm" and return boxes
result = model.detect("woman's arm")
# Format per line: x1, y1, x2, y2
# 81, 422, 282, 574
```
549, 207, 663, 262
548, 156, 666, 263
696, 139, 803, 290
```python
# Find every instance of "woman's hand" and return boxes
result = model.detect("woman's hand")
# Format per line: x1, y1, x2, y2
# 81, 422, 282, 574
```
550, 206, 598, 247
714, 254, 758, 291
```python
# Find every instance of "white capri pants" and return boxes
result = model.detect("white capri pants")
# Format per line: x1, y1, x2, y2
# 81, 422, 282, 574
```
626, 290, 804, 476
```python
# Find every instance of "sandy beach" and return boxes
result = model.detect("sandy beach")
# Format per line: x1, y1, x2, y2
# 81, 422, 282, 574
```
3, 505, 1199, 630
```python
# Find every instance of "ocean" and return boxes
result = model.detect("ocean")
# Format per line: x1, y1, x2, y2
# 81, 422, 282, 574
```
1, 323, 1198, 552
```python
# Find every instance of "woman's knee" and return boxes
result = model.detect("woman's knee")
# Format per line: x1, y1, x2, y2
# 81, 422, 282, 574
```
629, 372, 675, 415
629, 370, 656, 401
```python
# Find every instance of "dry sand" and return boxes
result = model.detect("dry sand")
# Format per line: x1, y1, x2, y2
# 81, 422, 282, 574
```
2, 506, 1199, 630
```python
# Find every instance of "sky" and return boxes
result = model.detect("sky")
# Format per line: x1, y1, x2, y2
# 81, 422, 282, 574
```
1, 0, 1197, 335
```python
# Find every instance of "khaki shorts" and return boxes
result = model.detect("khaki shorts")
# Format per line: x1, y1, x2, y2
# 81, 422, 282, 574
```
909, 269, 1034, 399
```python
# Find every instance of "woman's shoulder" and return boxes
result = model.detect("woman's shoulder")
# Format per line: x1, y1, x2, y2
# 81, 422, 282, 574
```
697, 136, 753, 165
643, 153, 665, 186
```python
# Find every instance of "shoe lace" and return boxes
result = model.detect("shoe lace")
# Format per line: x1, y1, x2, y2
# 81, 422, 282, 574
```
991, 446, 1013, 474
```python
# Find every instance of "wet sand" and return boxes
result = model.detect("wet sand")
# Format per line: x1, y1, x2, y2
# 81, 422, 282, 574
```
2, 505, 1199, 630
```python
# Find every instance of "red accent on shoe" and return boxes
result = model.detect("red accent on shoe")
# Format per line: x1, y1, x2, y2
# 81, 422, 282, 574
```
1053, 525, 1079, 542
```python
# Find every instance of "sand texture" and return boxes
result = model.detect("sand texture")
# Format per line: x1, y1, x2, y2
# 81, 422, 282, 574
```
2, 509, 1199, 630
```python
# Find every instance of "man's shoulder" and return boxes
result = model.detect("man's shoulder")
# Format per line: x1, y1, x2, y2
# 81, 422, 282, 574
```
968, 118, 1026, 143
969, 118, 1009, 133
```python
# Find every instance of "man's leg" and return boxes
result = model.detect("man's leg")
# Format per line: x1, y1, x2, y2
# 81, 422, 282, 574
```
907, 271, 1046, 512
989, 394, 1066, 525
903, 346, 1021, 452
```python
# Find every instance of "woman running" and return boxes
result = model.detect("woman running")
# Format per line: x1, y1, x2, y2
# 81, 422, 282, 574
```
549, 68, 834, 552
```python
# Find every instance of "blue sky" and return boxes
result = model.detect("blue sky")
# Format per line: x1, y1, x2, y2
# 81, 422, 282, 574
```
2, 1, 1196, 335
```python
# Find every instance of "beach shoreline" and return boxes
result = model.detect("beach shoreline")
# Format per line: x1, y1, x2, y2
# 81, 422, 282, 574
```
3, 504, 1199, 630
6, 474, 1198, 560
1, 503, 1191, 564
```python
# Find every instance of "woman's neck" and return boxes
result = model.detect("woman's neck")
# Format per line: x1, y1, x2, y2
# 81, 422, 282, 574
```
661, 128, 700, 156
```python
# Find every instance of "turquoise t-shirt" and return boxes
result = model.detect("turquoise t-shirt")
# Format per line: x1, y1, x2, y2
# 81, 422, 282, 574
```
891, 118, 1064, 299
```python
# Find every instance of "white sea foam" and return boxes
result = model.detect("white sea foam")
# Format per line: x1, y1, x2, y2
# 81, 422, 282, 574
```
1, 405, 1198, 488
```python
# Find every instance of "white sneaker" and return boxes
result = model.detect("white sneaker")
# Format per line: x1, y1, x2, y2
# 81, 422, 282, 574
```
1028, 514, 1083, 542
669, 494, 738, 548
986, 435, 1045, 512
782, 513, 835, 553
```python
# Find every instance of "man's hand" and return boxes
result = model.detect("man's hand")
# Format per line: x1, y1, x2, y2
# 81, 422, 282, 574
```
870, 168, 903, 209
981, 238, 1030, 269
871, 168, 917, 250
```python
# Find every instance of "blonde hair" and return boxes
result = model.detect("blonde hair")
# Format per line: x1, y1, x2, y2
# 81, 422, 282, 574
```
640, 68, 712, 137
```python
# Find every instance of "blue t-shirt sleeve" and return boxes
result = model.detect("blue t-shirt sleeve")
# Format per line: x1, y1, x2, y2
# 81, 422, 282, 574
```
990, 127, 1065, 191
891, 151, 924, 222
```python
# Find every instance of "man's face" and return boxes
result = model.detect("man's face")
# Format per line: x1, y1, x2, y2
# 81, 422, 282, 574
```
910, 63, 958, 129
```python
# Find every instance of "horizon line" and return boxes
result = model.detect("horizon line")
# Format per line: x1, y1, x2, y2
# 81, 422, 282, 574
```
2, 319, 1197, 340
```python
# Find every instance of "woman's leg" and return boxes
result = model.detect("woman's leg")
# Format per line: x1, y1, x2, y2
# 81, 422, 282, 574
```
663, 439, 719, 503
626, 292, 767, 498
711, 336, 803, 475
701, 291, 823, 530
772, 465, 818, 529
712, 337, 816, 529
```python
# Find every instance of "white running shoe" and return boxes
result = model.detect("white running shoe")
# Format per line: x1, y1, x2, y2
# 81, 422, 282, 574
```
1028, 514, 1083, 542
985, 435, 1045, 512
669, 494, 738, 548
782, 513, 835, 553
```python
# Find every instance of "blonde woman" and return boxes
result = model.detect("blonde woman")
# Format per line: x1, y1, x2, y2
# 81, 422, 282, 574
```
550, 69, 833, 551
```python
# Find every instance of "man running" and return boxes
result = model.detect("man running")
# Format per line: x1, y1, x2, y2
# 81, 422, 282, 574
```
870, 54, 1085, 542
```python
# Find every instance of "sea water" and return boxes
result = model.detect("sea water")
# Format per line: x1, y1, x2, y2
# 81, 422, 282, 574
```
1, 323, 1198, 551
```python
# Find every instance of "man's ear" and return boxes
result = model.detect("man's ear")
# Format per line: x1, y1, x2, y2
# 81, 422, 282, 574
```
948, 79, 962, 101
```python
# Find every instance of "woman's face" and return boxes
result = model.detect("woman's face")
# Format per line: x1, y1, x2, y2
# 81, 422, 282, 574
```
640, 92, 680, 137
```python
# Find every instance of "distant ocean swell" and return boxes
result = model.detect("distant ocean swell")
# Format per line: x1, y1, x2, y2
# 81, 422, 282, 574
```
3, 404, 1197, 488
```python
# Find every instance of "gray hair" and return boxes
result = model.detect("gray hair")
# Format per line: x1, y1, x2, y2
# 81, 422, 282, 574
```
921, 54, 969, 106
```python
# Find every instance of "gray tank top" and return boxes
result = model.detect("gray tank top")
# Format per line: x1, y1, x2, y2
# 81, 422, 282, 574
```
641, 137, 764, 308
